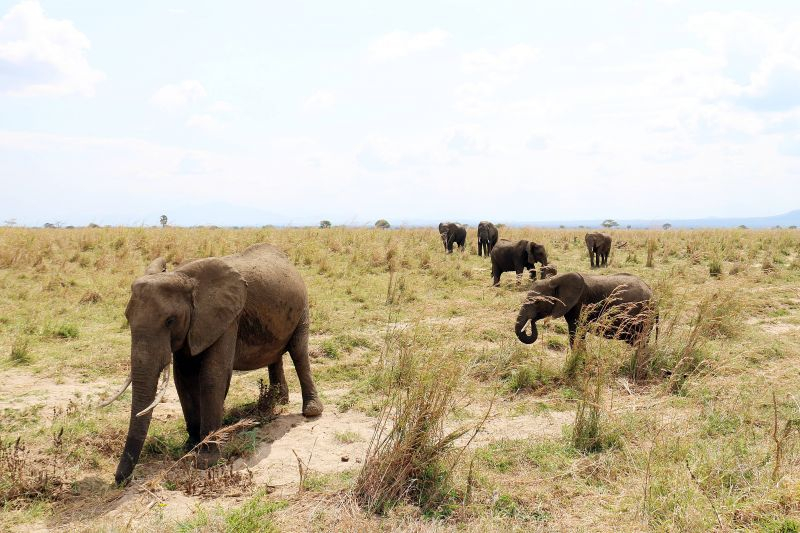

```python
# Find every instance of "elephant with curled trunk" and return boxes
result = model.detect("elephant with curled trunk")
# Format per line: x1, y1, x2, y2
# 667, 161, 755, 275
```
104, 243, 323, 485
490, 239, 548, 286
585, 232, 612, 268
515, 272, 655, 347
439, 222, 467, 253
477, 221, 499, 257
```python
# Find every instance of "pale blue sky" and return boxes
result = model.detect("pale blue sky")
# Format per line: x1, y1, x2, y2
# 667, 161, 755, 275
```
1, 0, 799, 226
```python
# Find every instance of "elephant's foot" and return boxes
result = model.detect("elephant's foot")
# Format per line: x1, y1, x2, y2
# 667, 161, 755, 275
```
195, 444, 221, 469
302, 397, 323, 417
183, 436, 200, 453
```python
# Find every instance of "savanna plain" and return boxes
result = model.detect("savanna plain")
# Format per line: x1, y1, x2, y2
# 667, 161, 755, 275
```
1, 226, 799, 532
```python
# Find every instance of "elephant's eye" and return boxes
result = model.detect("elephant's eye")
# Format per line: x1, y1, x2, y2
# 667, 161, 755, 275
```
165, 316, 176, 327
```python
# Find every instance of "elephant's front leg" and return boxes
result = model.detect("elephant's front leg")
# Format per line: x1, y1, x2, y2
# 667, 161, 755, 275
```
287, 313, 323, 417
566, 318, 578, 347
195, 321, 237, 468
268, 357, 289, 405
173, 350, 202, 451
515, 260, 525, 284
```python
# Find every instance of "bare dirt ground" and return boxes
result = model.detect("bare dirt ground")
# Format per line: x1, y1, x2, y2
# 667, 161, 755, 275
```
0, 368, 113, 412
7, 375, 583, 532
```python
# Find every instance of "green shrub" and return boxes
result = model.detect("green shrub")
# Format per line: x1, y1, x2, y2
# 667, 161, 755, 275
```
10, 338, 31, 365
50, 324, 79, 339
320, 339, 340, 359
507, 366, 549, 393
708, 259, 722, 277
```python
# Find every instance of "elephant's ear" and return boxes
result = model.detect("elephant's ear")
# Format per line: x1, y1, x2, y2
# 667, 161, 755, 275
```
550, 273, 584, 319
144, 257, 167, 275
536, 244, 548, 264
178, 258, 247, 356
527, 242, 541, 260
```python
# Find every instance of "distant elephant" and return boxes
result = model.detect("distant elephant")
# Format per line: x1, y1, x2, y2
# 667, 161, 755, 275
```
515, 272, 655, 347
477, 221, 499, 257
104, 243, 323, 485
490, 239, 549, 286
439, 222, 467, 253
585, 232, 612, 267
438, 222, 451, 252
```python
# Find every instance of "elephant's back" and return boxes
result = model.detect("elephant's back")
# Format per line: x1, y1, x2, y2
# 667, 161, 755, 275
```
225, 244, 307, 365
595, 274, 652, 301
228, 243, 307, 308
491, 239, 513, 255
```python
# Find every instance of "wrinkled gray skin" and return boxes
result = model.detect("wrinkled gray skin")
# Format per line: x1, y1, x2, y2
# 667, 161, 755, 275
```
490, 239, 549, 286
439, 222, 467, 253
585, 232, 612, 268
515, 272, 654, 347
113, 243, 323, 485
477, 221, 499, 257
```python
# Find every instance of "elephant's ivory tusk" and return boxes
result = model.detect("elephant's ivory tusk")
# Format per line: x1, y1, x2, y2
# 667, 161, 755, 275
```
136, 363, 171, 417
98, 375, 132, 407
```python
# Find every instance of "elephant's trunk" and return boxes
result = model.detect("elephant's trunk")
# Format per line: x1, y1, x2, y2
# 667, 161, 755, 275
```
515, 306, 539, 344
115, 345, 170, 485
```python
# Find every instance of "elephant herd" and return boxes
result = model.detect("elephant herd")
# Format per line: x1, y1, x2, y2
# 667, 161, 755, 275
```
439, 221, 615, 283
438, 221, 653, 353
104, 228, 653, 486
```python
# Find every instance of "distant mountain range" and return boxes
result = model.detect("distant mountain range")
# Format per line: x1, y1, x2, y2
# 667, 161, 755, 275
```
502, 209, 800, 229
10, 205, 800, 229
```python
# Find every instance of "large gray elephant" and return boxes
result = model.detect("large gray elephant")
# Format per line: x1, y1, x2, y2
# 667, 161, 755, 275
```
490, 239, 549, 286
103, 243, 323, 485
439, 222, 467, 253
585, 232, 612, 268
515, 272, 654, 347
477, 221, 499, 257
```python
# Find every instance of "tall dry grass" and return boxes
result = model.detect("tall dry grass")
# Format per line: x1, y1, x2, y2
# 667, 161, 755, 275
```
354, 325, 486, 516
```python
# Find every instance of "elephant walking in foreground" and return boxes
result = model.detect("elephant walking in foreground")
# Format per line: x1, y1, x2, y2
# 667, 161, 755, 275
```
490, 239, 549, 286
585, 232, 612, 267
477, 221, 499, 257
439, 222, 467, 253
515, 272, 655, 348
104, 243, 323, 485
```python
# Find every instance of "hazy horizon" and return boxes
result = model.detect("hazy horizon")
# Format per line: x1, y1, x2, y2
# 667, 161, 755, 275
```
2, 1, 800, 226
5, 206, 800, 229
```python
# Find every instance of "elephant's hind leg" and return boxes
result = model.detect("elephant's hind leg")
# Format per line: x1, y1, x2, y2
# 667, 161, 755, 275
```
287, 312, 323, 417
267, 357, 289, 405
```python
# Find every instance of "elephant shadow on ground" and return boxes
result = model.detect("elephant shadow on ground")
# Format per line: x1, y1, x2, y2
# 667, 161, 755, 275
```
239, 412, 310, 468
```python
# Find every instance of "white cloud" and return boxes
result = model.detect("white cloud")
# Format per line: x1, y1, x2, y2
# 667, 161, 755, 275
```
207, 100, 235, 113
303, 90, 336, 112
462, 44, 539, 84
527, 135, 547, 151
686, 12, 800, 111
150, 80, 207, 111
368, 29, 449, 62
455, 44, 541, 115
446, 125, 490, 156
0, 0, 104, 96
186, 113, 222, 133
